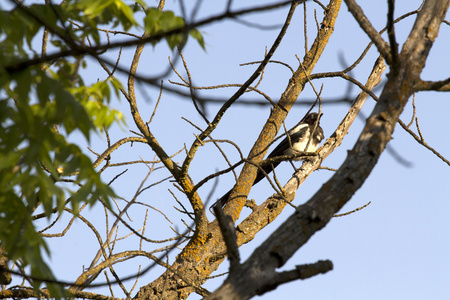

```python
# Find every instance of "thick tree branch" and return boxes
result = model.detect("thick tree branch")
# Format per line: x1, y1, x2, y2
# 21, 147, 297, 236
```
415, 78, 450, 91
3, 0, 449, 299
224, 0, 343, 222
208, 260, 333, 299
256, 260, 333, 295
236, 56, 386, 246
0, 289, 119, 300
210, 1, 449, 298
133, 1, 345, 298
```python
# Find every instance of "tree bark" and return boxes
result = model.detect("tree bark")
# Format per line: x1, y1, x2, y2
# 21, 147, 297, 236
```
134, 0, 343, 299
206, 0, 449, 299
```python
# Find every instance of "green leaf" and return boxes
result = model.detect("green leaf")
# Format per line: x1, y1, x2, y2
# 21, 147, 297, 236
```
190, 29, 206, 50
0, 3, 124, 297
36, 70, 94, 139
144, 8, 162, 36
113, 0, 136, 30
144, 8, 189, 49
69, 0, 138, 31
82, 0, 115, 17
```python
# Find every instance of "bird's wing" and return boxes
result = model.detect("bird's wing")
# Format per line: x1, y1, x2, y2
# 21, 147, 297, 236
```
214, 124, 314, 208
266, 124, 309, 159
253, 125, 309, 185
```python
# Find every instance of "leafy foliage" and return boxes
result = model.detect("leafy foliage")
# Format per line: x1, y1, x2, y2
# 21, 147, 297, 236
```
0, 65, 116, 295
144, 8, 206, 50
0, 0, 205, 296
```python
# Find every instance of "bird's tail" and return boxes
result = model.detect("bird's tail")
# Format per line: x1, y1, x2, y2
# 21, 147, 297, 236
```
212, 189, 232, 209
209, 189, 232, 215
253, 160, 281, 186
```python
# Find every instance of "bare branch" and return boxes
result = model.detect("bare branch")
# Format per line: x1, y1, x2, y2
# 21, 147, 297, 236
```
180, 1, 300, 180
344, 0, 393, 64
398, 119, 450, 166
92, 137, 148, 169
213, 205, 241, 274
235, 56, 386, 246
255, 260, 333, 295
213, 2, 449, 298
387, 0, 400, 70
148, 81, 164, 124
5, 1, 298, 74
415, 77, 450, 91
333, 201, 371, 217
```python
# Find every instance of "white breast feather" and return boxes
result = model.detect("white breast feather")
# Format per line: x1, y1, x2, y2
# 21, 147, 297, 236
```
284, 130, 319, 160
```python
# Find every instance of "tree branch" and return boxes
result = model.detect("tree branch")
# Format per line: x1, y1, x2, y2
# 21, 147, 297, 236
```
344, 0, 393, 64
223, 0, 343, 222
256, 260, 333, 295
387, 0, 400, 70
210, 1, 449, 298
236, 56, 386, 247
398, 119, 450, 166
213, 205, 241, 274
5, 1, 297, 74
180, 1, 301, 180
414, 78, 450, 91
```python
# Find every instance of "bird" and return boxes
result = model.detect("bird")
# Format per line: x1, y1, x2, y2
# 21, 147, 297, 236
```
213, 112, 324, 209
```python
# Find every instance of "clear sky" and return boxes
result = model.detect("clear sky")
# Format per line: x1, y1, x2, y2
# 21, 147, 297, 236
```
24, 1, 450, 299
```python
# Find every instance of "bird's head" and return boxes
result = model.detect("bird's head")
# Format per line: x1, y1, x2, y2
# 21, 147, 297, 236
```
303, 112, 323, 125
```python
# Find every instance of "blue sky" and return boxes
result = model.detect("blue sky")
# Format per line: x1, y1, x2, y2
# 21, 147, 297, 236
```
22, 1, 450, 299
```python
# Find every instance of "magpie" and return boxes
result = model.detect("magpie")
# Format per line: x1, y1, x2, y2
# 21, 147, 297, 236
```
214, 112, 324, 209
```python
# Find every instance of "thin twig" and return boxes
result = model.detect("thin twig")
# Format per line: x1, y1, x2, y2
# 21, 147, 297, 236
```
333, 201, 371, 217
406, 94, 416, 128
401, 119, 450, 165
148, 81, 164, 124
